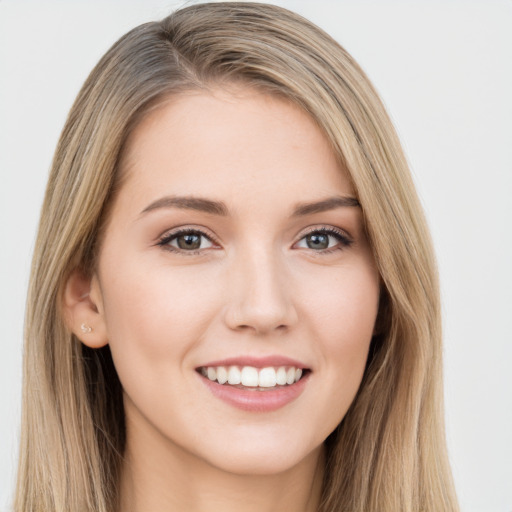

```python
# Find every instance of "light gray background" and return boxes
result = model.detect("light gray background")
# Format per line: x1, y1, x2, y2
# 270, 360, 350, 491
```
1, 1, 511, 511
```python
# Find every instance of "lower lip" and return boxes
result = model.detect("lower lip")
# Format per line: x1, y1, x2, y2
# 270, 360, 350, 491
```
199, 373, 309, 412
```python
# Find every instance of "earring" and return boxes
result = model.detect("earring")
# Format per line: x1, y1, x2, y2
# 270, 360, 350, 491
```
80, 323, 92, 334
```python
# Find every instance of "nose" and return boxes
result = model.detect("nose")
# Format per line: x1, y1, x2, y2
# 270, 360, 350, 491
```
223, 247, 298, 335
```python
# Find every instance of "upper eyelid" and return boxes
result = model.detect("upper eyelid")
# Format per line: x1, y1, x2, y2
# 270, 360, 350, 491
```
299, 225, 352, 239
158, 225, 220, 243
158, 224, 352, 249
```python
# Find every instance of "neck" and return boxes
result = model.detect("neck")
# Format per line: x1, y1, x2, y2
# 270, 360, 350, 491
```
118, 413, 325, 512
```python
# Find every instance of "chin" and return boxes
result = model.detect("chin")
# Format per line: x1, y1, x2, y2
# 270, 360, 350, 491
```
196, 432, 324, 476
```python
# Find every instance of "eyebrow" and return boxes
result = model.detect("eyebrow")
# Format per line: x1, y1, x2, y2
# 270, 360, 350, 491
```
292, 195, 360, 215
140, 194, 360, 217
141, 196, 228, 216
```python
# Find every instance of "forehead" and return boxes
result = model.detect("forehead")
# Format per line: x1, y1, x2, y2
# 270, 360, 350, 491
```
115, 87, 354, 218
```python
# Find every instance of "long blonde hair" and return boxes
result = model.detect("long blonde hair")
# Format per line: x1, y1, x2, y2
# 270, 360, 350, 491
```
15, 3, 459, 511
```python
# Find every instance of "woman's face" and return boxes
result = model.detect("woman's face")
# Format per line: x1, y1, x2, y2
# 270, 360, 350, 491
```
89, 87, 380, 475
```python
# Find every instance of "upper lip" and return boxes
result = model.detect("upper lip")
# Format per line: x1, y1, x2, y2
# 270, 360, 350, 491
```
197, 355, 309, 370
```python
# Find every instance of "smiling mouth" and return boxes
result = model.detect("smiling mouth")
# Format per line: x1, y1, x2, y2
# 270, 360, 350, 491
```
197, 365, 309, 390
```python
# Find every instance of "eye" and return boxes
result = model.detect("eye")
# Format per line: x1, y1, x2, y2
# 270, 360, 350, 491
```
157, 228, 216, 254
295, 227, 352, 253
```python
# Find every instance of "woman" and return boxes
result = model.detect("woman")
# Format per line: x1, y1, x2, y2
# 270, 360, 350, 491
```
15, 2, 459, 511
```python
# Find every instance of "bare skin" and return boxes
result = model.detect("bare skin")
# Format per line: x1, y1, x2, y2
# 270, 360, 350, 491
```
65, 87, 379, 512
120, 412, 325, 512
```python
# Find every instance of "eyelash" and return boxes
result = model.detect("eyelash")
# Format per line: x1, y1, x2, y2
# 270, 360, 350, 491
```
299, 226, 353, 254
157, 228, 220, 256
156, 226, 353, 256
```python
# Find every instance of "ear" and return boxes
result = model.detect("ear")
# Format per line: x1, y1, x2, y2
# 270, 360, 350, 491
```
62, 269, 109, 348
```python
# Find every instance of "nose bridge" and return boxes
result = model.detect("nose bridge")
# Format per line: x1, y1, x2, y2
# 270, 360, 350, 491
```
225, 241, 297, 334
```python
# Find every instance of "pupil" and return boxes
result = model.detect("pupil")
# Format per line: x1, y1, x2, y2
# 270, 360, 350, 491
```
307, 233, 328, 250
178, 234, 201, 250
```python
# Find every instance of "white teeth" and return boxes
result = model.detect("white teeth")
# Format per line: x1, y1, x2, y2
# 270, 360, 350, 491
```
241, 366, 259, 387
276, 366, 287, 385
227, 366, 241, 385
258, 367, 277, 387
216, 366, 228, 384
201, 365, 305, 388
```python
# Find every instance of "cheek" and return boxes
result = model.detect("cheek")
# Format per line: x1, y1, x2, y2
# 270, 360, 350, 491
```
98, 256, 222, 381
302, 262, 379, 426
304, 259, 380, 344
